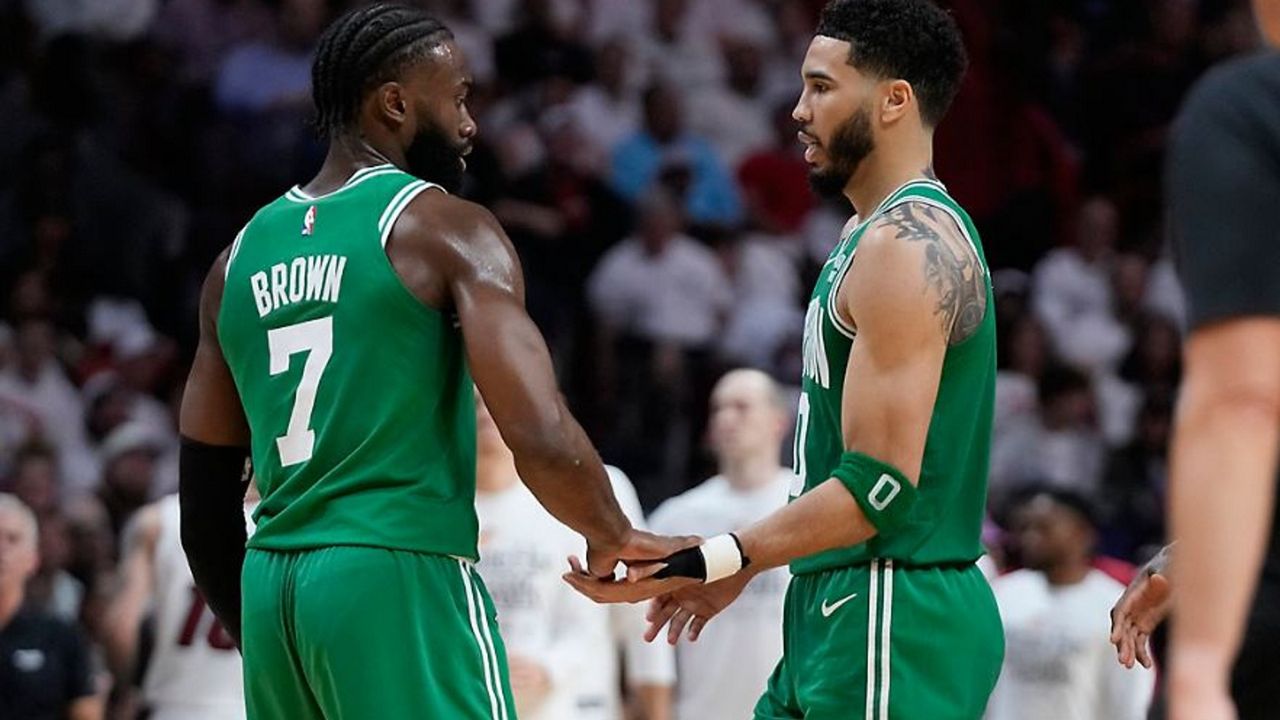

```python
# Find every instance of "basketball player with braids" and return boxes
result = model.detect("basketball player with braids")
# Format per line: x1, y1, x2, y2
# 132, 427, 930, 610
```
176, 5, 695, 718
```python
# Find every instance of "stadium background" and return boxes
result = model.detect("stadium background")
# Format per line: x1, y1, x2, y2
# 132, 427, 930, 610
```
0, 0, 1252, 716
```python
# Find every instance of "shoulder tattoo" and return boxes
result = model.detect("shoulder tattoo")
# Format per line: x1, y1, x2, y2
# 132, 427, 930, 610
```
880, 202, 987, 345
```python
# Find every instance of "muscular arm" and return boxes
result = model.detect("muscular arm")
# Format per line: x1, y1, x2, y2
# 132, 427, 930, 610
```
101, 504, 161, 681
1169, 320, 1280, 680
177, 250, 252, 646
737, 201, 985, 570
407, 197, 632, 565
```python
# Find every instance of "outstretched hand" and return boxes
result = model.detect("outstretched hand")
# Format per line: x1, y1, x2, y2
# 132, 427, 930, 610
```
565, 530, 703, 603
1110, 568, 1172, 669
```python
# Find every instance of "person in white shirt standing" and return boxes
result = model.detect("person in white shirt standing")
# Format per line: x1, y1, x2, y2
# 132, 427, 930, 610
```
647, 368, 792, 720
102, 489, 256, 720
986, 487, 1153, 720
473, 393, 598, 720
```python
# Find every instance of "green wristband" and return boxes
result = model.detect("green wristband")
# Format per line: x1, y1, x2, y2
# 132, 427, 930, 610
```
830, 452, 918, 535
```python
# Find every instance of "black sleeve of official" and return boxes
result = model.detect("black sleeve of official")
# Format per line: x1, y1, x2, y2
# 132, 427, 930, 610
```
1168, 53, 1280, 331
179, 436, 251, 649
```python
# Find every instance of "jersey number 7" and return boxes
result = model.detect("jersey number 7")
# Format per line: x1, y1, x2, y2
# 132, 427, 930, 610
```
267, 316, 334, 466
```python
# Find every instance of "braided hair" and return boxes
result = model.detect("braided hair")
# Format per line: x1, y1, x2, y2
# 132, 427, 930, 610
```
311, 3, 453, 137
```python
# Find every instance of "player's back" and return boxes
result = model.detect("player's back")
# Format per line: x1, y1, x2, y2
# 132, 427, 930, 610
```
218, 165, 478, 559
142, 495, 246, 720
792, 179, 996, 573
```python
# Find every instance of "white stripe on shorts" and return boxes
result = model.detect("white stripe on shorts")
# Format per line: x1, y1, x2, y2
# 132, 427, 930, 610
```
458, 560, 501, 720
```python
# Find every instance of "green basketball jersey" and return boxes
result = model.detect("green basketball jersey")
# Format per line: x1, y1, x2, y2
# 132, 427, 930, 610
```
790, 179, 996, 575
218, 164, 479, 559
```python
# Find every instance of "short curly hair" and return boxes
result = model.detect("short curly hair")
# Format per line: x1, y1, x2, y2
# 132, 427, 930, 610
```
816, 0, 968, 127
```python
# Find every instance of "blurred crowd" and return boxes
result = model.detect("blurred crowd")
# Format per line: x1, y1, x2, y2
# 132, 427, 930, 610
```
0, 0, 1268, 717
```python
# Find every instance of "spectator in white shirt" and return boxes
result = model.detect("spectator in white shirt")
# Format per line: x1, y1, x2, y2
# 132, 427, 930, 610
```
0, 319, 95, 491
686, 36, 773, 167
564, 38, 642, 162
472, 394, 601, 720
987, 488, 1154, 720
1031, 196, 1130, 373
990, 364, 1106, 503
588, 189, 732, 350
647, 369, 791, 720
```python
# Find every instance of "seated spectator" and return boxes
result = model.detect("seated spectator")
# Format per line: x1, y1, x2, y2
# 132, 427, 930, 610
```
0, 318, 96, 491
494, 0, 592, 92
631, 0, 724, 92
150, 0, 274, 86
987, 488, 1154, 720
214, 0, 320, 115
27, 511, 83, 624
611, 84, 742, 227
494, 113, 632, 365
95, 423, 162, 545
1032, 197, 1129, 372
1099, 392, 1172, 560
588, 189, 731, 352
8, 441, 59, 518
990, 365, 1106, 503
687, 34, 773, 167
564, 37, 641, 161
0, 494, 101, 720
587, 189, 731, 500
738, 101, 816, 235
994, 311, 1049, 440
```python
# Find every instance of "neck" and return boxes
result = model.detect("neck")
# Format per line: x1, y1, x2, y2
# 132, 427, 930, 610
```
844, 131, 934, 218
721, 453, 780, 491
1044, 560, 1091, 587
0, 586, 23, 628
476, 448, 520, 495
307, 135, 403, 194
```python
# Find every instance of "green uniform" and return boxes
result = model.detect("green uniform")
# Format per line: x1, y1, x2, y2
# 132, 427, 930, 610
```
219, 165, 514, 719
756, 180, 1003, 719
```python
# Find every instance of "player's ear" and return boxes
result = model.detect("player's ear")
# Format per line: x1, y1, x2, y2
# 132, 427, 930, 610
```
880, 79, 913, 125
377, 82, 410, 127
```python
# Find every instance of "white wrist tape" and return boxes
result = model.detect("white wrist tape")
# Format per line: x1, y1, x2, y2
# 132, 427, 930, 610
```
701, 534, 745, 583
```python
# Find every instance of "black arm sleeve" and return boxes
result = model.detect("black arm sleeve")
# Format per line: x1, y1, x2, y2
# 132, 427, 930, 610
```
179, 436, 251, 648
1168, 53, 1280, 330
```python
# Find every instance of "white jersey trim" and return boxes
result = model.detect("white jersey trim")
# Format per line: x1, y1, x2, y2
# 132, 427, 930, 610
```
284, 164, 400, 203
378, 181, 442, 248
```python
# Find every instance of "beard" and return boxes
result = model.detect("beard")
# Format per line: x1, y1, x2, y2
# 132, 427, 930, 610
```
405, 121, 468, 194
807, 105, 875, 201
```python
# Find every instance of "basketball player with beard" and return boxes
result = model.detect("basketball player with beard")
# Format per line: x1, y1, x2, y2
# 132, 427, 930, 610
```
567, 1, 1004, 717
175, 4, 695, 719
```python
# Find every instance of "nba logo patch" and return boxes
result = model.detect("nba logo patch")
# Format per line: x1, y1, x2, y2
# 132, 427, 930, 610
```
302, 205, 317, 236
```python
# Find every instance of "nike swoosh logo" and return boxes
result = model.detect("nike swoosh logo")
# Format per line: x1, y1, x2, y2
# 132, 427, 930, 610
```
821, 592, 858, 618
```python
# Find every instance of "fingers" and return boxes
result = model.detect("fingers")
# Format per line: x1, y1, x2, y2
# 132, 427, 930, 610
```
667, 607, 694, 646
568, 555, 585, 575
1135, 631, 1153, 669
688, 615, 707, 642
627, 561, 669, 582
645, 596, 679, 643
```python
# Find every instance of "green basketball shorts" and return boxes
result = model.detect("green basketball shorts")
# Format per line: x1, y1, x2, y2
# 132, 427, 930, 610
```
755, 559, 1003, 719
241, 547, 515, 720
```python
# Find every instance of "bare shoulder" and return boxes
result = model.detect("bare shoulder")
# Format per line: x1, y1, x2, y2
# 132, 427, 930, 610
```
394, 191, 520, 283
860, 200, 987, 345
